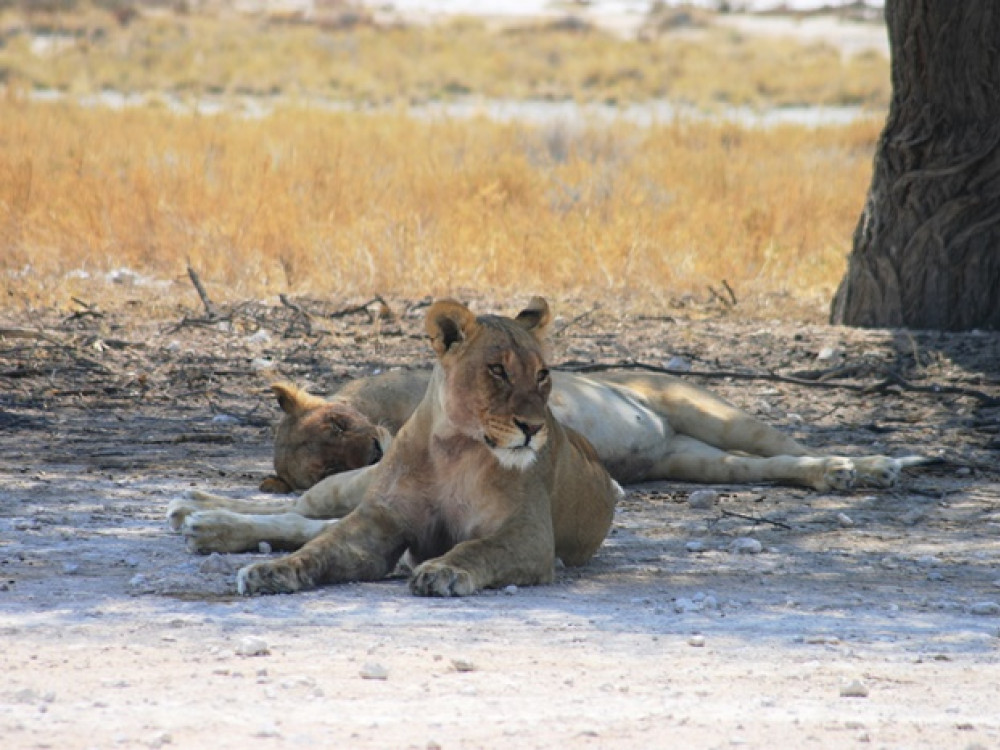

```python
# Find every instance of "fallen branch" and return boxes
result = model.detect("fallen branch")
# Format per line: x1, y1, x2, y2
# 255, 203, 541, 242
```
720, 508, 792, 530
187, 265, 218, 319
328, 295, 388, 321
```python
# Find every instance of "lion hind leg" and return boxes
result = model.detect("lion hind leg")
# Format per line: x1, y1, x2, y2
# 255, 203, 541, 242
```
651, 435, 857, 491
181, 510, 335, 554
167, 491, 302, 532
632, 377, 810, 457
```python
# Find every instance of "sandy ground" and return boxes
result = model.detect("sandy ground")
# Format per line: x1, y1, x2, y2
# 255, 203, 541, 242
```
2, 295, 999, 749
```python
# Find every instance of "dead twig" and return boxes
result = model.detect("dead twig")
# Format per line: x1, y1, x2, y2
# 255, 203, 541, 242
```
720, 508, 792, 530
187, 265, 218, 320
328, 295, 388, 322
554, 305, 600, 337
279, 294, 313, 337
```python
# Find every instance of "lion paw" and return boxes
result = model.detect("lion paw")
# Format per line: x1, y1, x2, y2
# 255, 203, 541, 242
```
816, 457, 857, 492
166, 498, 200, 532
409, 560, 477, 597
237, 561, 305, 596
852, 456, 902, 488
180, 510, 260, 554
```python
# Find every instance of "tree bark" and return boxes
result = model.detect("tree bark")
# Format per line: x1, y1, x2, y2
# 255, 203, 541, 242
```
830, 1, 1000, 331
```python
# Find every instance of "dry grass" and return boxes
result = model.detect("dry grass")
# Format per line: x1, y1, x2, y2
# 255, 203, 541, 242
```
0, 96, 882, 318
0, 7, 890, 108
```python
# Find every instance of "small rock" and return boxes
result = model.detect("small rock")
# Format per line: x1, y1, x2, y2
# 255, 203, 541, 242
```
817, 346, 842, 362
451, 659, 476, 673
840, 680, 869, 698
250, 358, 275, 371
665, 356, 691, 372
687, 635, 705, 647
199, 553, 234, 574
730, 537, 763, 555
211, 414, 240, 425
235, 637, 270, 657
360, 663, 388, 680
673, 597, 698, 613
146, 732, 172, 748
685, 540, 706, 553
246, 329, 271, 345
687, 490, 718, 509
836, 513, 854, 527
503, 584, 518, 595
62, 563, 81, 575
969, 601, 1000, 616
258, 541, 272, 555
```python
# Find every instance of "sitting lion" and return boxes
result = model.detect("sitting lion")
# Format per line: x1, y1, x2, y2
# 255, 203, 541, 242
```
169, 298, 622, 597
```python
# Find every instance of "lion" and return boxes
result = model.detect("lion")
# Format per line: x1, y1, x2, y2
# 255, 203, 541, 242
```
168, 297, 622, 597
260, 338, 925, 497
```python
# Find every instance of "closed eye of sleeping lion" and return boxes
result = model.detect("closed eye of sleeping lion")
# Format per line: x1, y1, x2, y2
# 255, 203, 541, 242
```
169, 297, 622, 597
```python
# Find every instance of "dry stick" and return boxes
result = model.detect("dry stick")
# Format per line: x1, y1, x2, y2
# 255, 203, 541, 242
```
719, 508, 792, 530
558, 360, 1000, 407
187, 265, 217, 319
328, 295, 387, 320
554, 305, 600, 337
279, 294, 313, 336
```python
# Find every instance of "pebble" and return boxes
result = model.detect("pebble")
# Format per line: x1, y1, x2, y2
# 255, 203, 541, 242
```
360, 663, 389, 680
968, 601, 1000, 616
730, 537, 763, 555
503, 585, 518, 595
451, 659, 476, 673
817, 346, 842, 362
211, 414, 240, 425
685, 540, 707, 553
836, 513, 854, 527
687, 490, 718, 509
687, 635, 706, 647
665, 356, 691, 372
258, 542, 273, 554
199, 553, 234, 574
839, 680, 869, 698
235, 637, 270, 657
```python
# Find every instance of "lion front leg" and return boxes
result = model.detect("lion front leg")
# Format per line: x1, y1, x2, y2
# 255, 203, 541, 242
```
409, 510, 556, 597
237, 503, 408, 596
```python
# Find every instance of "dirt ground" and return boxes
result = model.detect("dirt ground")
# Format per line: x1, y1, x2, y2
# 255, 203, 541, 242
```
2, 294, 999, 749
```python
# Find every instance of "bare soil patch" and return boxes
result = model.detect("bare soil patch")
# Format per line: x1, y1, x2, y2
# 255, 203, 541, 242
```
2, 297, 999, 749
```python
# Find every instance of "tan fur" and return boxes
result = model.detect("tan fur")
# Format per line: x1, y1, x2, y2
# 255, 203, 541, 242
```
169, 298, 621, 597
257, 352, 924, 496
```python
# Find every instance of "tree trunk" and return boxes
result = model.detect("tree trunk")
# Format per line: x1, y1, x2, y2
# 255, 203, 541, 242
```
830, 1, 1000, 331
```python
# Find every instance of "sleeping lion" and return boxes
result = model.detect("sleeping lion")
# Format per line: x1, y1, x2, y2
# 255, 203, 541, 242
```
168, 297, 923, 597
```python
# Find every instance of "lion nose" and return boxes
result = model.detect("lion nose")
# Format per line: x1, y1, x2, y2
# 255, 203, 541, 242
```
514, 419, 542, 441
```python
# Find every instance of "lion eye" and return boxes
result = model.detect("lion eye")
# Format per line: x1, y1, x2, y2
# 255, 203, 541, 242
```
537, 368, 550, 384
488, 364, 508, 382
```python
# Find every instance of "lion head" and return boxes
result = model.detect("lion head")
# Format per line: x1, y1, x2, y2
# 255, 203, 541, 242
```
264, 382, 390, 493
425, 296, 553, 471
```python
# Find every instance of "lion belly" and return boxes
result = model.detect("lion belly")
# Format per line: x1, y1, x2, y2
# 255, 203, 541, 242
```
549, 374, 670, 483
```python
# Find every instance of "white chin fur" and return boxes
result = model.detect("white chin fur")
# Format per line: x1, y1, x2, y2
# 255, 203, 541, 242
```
491, 447, 538, 471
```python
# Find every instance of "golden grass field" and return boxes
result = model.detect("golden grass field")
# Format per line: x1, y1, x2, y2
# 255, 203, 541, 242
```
0, 3, 890, 319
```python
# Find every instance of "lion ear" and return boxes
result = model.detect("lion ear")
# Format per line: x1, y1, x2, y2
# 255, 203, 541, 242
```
271, 382, 325, 415
425, 299, 478, 358
514, 296, 551, 339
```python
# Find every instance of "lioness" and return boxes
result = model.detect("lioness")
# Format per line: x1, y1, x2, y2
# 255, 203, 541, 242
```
261, 331, 924, 496
169, 298, 622, 597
